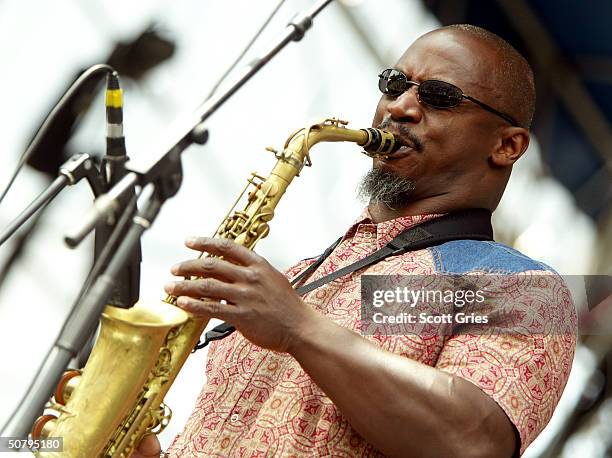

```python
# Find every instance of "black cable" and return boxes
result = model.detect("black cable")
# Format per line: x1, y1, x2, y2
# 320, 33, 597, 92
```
1, 2, 285, 207
72, 190, 139, 367
74, 191, 139, 309
1, 0, 286, 206
0, 211, 44, 288
0, 64, 115, 208
205, 0, 287, 99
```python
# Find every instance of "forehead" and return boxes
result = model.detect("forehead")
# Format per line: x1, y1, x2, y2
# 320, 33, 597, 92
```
396, 30, 497, 95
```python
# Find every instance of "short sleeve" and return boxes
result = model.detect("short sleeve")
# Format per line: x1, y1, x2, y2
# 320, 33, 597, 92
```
435, 271, 577, 455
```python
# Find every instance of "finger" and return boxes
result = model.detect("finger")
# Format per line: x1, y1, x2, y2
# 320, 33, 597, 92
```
164, 277, 239, 301
184, 237, 262, 266
171, 257, 248, 282
176, 296, 239, 322
135, 434, 161, 457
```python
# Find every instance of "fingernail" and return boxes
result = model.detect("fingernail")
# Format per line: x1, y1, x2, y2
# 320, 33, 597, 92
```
185, 236, 198, 246
170, 264, 180, 275
164, 282, 176, 293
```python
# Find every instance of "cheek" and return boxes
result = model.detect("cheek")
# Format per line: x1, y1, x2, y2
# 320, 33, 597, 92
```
427, 124, 493, 177
428, 118, 476, 154
439, 122, 494, 160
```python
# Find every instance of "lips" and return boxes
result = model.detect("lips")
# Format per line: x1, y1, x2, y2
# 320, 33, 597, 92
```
377, 119, 423, 157
382, 144, 416, 161
384, 133, 417, 160
384, 128, 417, 152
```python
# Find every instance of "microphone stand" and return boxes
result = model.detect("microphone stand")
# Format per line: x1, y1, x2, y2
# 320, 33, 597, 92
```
1, 0, 334, 439
0, 153, 104, 247
1, 187, 159, 445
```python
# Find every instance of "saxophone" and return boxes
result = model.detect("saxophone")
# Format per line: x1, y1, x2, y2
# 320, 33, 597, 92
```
31, 118, 398, 457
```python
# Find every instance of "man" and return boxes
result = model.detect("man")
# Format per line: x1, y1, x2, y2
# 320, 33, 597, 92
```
136, 24, 576, 457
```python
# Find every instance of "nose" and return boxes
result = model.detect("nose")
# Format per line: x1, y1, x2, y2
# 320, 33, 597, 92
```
385, 86, 423, 123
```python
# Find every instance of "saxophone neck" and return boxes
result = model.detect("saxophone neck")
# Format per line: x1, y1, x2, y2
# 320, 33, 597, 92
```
279, 118, 400, 173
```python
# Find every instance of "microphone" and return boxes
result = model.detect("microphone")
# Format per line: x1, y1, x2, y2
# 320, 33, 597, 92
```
103, 71, 127, 187
92, 72, 141, 309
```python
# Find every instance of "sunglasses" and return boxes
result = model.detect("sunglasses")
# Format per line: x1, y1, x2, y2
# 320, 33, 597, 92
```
378, 68, 519, 127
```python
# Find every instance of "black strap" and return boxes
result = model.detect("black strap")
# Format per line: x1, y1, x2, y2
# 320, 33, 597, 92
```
193, 208, 493, 350
289, 237, 343, 288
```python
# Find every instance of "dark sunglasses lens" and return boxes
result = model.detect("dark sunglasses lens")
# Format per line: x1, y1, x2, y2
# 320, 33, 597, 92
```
418, 80, 463, 107
378, 69, 406, 96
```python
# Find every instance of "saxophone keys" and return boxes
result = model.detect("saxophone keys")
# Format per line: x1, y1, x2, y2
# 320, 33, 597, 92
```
54, 369, 82, 405
265, 146, 281, 159
31, 414, 57, 440
324, 118, 348, 127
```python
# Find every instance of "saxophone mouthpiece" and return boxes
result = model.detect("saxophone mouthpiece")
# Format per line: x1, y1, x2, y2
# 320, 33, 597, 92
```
360, 128, 401, 158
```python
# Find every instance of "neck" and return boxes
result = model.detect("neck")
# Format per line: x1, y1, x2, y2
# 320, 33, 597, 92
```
368, 195, 490, 223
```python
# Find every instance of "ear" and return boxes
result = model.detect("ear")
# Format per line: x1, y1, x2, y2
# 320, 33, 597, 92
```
490, 127, 530, 167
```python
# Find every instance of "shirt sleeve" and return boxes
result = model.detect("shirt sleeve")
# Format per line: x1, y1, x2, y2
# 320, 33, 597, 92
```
434, 271, 577, 455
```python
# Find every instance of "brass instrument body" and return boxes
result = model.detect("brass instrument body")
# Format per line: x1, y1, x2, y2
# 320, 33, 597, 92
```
34, 119, 397, 457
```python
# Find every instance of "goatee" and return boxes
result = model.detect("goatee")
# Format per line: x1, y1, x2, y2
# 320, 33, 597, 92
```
357, 167, 416, 209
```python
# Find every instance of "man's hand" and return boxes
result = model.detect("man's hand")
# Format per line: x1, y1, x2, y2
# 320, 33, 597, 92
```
164, 237, 318, 353
131, 434, 161, 458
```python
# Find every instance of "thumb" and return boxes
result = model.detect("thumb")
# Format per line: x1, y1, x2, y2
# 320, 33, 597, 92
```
132, 434, 162, 457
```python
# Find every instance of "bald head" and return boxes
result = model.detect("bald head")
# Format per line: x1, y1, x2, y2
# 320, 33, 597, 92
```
437, 24, 536, 129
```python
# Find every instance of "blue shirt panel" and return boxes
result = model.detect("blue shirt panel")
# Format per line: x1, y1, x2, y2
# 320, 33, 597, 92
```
431, 240, 555, 275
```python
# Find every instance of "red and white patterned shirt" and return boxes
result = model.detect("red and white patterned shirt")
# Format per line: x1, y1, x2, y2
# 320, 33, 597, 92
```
168, 210, 576, 456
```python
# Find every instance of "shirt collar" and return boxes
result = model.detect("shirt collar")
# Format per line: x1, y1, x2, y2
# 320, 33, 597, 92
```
344, 207, 444, 248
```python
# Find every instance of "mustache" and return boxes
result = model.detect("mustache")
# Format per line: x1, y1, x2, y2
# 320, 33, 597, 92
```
377, 118, 424, 152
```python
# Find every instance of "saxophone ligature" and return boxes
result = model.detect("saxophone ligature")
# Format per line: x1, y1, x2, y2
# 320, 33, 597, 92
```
31, 118, 399, 457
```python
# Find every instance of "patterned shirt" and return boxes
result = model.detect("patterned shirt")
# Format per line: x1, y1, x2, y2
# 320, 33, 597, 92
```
168, 210, 576, 457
